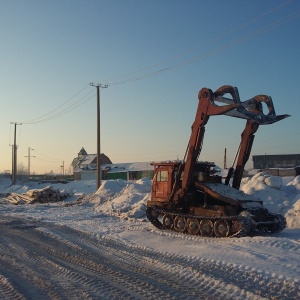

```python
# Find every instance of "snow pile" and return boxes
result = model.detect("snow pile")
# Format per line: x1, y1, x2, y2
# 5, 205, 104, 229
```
283, 176, 300, 228
241, 172, 300, 228
0, 178, 96, 198
93, 178, 151, 220
240, 172, 288, 213
0, 180, 30, 195
95, 179, 127, 197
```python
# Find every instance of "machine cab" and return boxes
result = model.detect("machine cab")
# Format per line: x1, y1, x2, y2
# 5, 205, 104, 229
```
151, 161, 181, 202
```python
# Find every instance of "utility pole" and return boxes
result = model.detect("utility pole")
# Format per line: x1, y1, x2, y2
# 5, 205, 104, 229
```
10, 122, 22, 185
24, 147, 35, 181
224, 148, 227, 169
61, 161, 64, 178
10, 145, 13, 178
90, 82, 108, 190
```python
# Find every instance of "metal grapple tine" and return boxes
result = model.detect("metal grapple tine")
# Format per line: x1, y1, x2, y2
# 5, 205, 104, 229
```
205, 100, 239, 116
274, 114, 291, 122
213, 86, 290, 125
214, 85, 241, 104
197, 88, 239, 117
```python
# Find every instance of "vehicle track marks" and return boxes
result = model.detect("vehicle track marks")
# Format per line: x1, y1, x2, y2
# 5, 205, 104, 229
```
1, 215, 299, 300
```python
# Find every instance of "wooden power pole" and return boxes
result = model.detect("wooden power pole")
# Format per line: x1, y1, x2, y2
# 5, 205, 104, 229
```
24, 147, 35, 181
10, 122, 22, 184
90, 83, 108, 190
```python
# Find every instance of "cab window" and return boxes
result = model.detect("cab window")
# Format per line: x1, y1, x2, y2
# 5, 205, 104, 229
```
157, 170, 168, 182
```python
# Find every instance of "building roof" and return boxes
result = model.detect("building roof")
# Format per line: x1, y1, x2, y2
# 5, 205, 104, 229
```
72, 153, 112, 170
253, 154, 300, 160
81, 154, 97, 165
102, 162, 153, 173
78, 147, 88, 156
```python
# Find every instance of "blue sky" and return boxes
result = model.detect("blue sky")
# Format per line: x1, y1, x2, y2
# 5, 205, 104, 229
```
0, 0, 299, 174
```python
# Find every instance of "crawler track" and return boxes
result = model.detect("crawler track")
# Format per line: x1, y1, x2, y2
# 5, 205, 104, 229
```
146, 207, 285, 238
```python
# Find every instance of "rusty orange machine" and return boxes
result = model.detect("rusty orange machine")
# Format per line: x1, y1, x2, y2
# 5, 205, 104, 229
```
146, 85, 290, 237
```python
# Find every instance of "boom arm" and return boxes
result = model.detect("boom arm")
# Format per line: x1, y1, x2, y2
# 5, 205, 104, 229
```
231, 119, 259, 189
175, 87, 239, 200
219, 92, 290, 189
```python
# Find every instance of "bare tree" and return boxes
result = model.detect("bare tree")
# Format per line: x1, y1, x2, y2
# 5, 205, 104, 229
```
17, 162, 28, 176
17, 162, 28, 182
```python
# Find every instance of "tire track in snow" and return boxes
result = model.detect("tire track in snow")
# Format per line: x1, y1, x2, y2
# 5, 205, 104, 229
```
38, 221, 300, 300
0, 275, 24, 300
126, 221, 300, 251
52, 214, 300, 299
92, 234, 300, 300
79, 216, 300, 278
73, 218, 300, 299
0, 216, 210, 300
33, 225, 208, 299
1, 215, 299, 299
67, 213, 300, 252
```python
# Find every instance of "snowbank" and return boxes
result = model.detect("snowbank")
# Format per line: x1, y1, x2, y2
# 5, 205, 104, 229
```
241, 173, 300, 228
93, 178, 151, 220
282, 176, 300, 228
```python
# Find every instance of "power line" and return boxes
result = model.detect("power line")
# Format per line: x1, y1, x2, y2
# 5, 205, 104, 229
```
33, 149, 64, 162
100, 0, 294, 85
104, 0, 300, 85
21, 84, 91, 124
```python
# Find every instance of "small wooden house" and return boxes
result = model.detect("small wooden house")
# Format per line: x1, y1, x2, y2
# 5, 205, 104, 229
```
72, 147, 112, 180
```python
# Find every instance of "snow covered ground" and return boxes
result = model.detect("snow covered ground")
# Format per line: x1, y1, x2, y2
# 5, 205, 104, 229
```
0, 172, 300, 299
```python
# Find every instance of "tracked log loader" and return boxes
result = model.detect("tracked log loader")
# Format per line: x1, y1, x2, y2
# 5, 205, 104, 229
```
146, 85, 290, 237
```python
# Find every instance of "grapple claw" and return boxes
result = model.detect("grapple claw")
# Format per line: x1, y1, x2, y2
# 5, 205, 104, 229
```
197, 87, 239, 118
212, 86, 290, 125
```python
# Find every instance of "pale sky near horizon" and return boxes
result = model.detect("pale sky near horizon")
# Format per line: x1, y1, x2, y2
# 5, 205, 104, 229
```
1, 0, 300, 174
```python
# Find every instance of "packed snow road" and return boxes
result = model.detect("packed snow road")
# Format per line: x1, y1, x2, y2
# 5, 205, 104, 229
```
0, 215, 211, 300
0, 215, 299, 300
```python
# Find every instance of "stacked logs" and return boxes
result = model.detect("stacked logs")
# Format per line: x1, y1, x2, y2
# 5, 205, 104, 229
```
5, 186, 69, 205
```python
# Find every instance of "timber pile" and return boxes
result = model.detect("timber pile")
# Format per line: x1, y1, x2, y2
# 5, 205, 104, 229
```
5, 186, 69, 205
